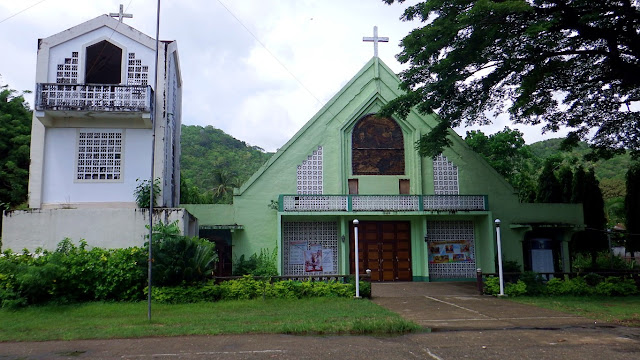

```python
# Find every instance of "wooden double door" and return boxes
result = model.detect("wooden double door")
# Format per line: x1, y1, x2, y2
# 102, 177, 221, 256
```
350, 221, 412, 281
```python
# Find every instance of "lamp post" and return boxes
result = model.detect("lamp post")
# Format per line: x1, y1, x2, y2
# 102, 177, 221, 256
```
353, 219, 360, 298
495, 219, 504, 296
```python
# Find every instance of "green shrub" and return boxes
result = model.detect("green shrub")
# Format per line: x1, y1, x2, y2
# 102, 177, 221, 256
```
484, 276, 500, 295
148, 221, 218, 286
519, 271, 545, 295
583, 272, 605, 286
148, 283, 220, 304
505, 280, 527, 296
594, 277, 639, 296
232, 248, 278, 276
217, 275, 264, 300
0, 239, 147, 307
134, 178, 161, 208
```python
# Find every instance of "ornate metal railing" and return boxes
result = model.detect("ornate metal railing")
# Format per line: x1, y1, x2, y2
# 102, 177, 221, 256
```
35, 83, 152, 112
280, 195, 487, 212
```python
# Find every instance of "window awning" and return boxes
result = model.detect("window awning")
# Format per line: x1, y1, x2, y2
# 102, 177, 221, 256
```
199, 224, 244, 230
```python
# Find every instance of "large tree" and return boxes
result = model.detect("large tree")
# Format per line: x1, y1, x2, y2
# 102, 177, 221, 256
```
0, 86, 31, 209
464, 127, 537, 200
382, 1, 640, 158
625, 162, 640, 253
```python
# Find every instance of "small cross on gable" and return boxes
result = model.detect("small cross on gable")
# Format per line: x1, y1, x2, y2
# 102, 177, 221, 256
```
363, 26, 389, 57
110, 4, 133, 23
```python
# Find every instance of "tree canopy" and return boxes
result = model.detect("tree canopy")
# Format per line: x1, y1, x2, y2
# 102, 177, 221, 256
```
383, 0, 640, 158
0, 86, 31, 209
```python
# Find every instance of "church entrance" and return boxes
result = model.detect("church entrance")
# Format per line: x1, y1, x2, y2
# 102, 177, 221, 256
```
350, 221, 412, 281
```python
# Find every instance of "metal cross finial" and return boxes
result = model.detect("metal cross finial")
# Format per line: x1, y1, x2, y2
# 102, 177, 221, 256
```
363, 26, 389, 57
110, 4, 133, 23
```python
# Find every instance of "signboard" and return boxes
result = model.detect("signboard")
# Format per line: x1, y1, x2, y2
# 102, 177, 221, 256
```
428, 240, 473, 264
289, 240, 307, 265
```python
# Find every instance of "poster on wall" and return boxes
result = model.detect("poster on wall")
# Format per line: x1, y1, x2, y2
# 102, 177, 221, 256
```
321, 249, 334, 273
289, 240, 307, 265
304, 244, 323, 272
428, 240, 473, 264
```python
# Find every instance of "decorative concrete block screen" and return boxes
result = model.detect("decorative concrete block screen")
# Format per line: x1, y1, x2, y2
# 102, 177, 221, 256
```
76, 130, 123, 181
126, 53, 149, 86
433, 154, 459, 195
296, 146, 323, 194
282, 221, 338, 276
56, 52, 79, 84
427, 220, 476, 278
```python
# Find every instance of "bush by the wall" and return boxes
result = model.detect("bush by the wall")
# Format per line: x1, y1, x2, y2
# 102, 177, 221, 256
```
147, 221, 218, 286
0, 239, 147, 308
149, 276, 363, 303
232, 249, 278, 277
484, 276, 526, 296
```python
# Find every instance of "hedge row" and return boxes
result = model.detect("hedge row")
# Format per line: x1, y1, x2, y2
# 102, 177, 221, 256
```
484, 273, 639, 297
148, 275, 371, 303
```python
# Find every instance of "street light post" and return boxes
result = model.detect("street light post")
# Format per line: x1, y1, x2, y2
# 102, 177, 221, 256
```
353, 219, 360, 298
495, 219, 505, 296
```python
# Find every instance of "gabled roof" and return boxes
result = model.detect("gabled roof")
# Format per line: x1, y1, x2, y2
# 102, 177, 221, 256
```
38, 14, 159, 51
236, 57, 400, 194
235, 56, 516, 195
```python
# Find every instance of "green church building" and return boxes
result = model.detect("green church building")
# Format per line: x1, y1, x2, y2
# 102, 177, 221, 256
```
185, 56, 584, 281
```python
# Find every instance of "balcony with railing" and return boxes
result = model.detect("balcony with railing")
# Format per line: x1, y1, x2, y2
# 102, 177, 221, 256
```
35, 84, 153, 124
280, 194, 488, 213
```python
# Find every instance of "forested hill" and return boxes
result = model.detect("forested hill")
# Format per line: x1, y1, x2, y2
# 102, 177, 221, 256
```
528, 138, 631, 181
180, 125, 272, 203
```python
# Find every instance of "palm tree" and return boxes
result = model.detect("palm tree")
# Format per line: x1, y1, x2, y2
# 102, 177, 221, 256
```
212, 170, 239, 204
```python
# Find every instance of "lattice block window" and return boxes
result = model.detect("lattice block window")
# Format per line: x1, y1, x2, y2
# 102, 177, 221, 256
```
283, 221, 338, 276
76, 131, 123, 181
433, 154, 459, 195
56, 52, 79, 84
296, 146, 323, 194
126, 53, 149, 86
426, 220, 476, 278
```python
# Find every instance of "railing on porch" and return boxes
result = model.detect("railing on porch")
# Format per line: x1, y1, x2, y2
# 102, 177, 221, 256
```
280, 194, 487, 212
35, 83, 152, 112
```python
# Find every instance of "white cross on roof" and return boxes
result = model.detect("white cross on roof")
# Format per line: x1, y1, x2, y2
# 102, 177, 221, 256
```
363, 26, 389, 57
110, 4, 133, 23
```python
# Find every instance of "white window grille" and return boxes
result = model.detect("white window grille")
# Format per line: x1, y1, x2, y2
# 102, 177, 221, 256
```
433, 154, 459, 194
426, 220, 476, 278
126, 53, 149, 86
76, 130, 123, 181
56, 52, 79, 84
282, 221, 338, 276
296, 146, 323, 194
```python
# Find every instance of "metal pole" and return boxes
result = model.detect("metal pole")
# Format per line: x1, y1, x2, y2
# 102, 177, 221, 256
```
148, 0, 161, 322
495, 219, 504, 296
353, 219, 360, 298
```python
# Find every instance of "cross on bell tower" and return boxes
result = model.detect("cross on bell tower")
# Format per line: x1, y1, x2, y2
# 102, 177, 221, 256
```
363, 26, 389, 57
110, 4, 133, 23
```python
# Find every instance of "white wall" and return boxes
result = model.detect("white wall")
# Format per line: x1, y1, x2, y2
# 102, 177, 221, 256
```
42, 128, 152, 205
48, 27, 155, 84
1, 208, 197, 251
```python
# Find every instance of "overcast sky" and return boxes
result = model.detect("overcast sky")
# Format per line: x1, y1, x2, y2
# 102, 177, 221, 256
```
0, 0, 567, 152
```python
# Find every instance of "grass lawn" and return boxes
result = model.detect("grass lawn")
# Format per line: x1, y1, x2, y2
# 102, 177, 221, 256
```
510, 296, 640, 326
0, 298, 421, 342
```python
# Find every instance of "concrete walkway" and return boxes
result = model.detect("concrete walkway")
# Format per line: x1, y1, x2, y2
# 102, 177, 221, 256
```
371, 282, 594, 330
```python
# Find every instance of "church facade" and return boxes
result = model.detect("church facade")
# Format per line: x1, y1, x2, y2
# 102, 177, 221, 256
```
2, 13, 196, 251
187, 57, 584, 281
